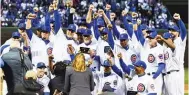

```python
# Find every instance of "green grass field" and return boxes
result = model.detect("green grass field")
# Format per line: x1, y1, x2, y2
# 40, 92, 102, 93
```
185, 68, 188, 95
185, 68, 188, 84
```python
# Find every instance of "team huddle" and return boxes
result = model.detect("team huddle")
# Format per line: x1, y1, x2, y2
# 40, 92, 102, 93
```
0, 0, 187, 95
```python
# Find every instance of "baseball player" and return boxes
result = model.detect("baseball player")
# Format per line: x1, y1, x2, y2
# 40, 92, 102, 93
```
96, 28, 115, 71
122, 11, 139, 46
93, 60, 126, 95
112, 33, 140, 71
0, 31, 30, 56
170, 13, 187, 95
127, 61, 157, 95
156, 32, 180, 95
25, 15, 54, 67
138, 29, 165, 95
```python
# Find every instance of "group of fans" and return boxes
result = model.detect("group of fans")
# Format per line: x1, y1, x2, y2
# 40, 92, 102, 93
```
0, 0, 187, 95
1, 0, 169, 29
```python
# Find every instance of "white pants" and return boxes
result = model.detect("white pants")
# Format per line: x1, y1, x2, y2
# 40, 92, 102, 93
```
179, 67, 184, 95
148, 73, 163, 95
2, 79, 7, 95
163, 71, 180, 95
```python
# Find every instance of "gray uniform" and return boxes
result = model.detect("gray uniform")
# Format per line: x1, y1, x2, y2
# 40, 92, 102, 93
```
64, 67, 94, 95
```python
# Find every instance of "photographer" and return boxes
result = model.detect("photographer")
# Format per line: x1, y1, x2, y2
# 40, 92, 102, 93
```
1, 40, 33, 95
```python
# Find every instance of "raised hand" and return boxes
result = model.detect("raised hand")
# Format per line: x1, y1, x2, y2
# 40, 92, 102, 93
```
110, 13, 116, 21
117, 53, 122, 59
173, 13, 181, 20
105, 4, 111, 11
122, 10, 128, 17
89, 4, 94, 11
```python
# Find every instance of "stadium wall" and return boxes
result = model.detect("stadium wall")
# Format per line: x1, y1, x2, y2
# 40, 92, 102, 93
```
1, 27, 188, 67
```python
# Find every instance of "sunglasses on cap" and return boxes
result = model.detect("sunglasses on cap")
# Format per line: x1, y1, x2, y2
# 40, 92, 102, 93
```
41, 30, 49, 33
83, 35, 90, 37
13, 36, 20, 39
19, 28, 26, 30
68, 29, 75, 33
120, 39, 126, 42
98, 25, 104, 28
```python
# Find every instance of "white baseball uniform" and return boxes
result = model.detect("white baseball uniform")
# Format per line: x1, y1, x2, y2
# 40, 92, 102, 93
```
173, 36, 187, 95
139, 42, 164, 95
162, 43, 180, 95
126, 74, 157, 95
113, 41, 140, 71
95, 71, 126, 95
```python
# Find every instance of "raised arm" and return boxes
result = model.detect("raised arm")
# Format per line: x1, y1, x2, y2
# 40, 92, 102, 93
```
117, 53, 131, 74
138, 24, 146, 46
52, 0, 60, 34
25, 14, 35, 40
86, 4, 94, 24
93, 18, 101, 40
173, 13, 187, 41
99, 9, 112, 28
106, 58, 123, 78
110, 13, 120, 39
122, 11, 133, 38
107, 28, 115, 49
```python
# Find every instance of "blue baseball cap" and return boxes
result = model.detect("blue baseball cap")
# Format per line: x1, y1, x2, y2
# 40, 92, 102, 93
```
101, 28, 109, 34
147, 31, 157, 39
77, 28, 85, 34
126, 16, 132, 22
163, 32, 172, 39
140, 24, 148, 30
37, 62, 46, 68
12, 32, 20, 38
50, 18, 55, 23
41, 25, 51, 33
119, 33, 129, 40
97, 21, 105, 27
103, 60, 111, 67
168, 25, 179, 32
97, 18, 105, 27
146, 28, 156, 33
67, 24, 76, 32
134, 60, 147, 69
83, 29, 92, 36
18, 23, 26, 30
36, 24, 42, 30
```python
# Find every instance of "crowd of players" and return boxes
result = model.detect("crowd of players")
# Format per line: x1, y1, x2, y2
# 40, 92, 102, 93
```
0, 0, 187, 95
1, 0, 169, 29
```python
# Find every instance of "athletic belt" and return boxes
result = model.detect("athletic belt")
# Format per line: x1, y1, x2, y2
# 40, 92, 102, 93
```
147, 72, 156, 76
162, 70, 179, 76
127, 91, 138, 95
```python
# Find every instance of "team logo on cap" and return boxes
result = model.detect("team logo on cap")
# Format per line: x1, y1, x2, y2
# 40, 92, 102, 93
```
113, 80, 118, 86
137, 83, 145, 92
148, 54, 155, 63
105, 82, 111, 85
47, 47, 53, 55
164, 52, 169, 60
131, 54, 137, 63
